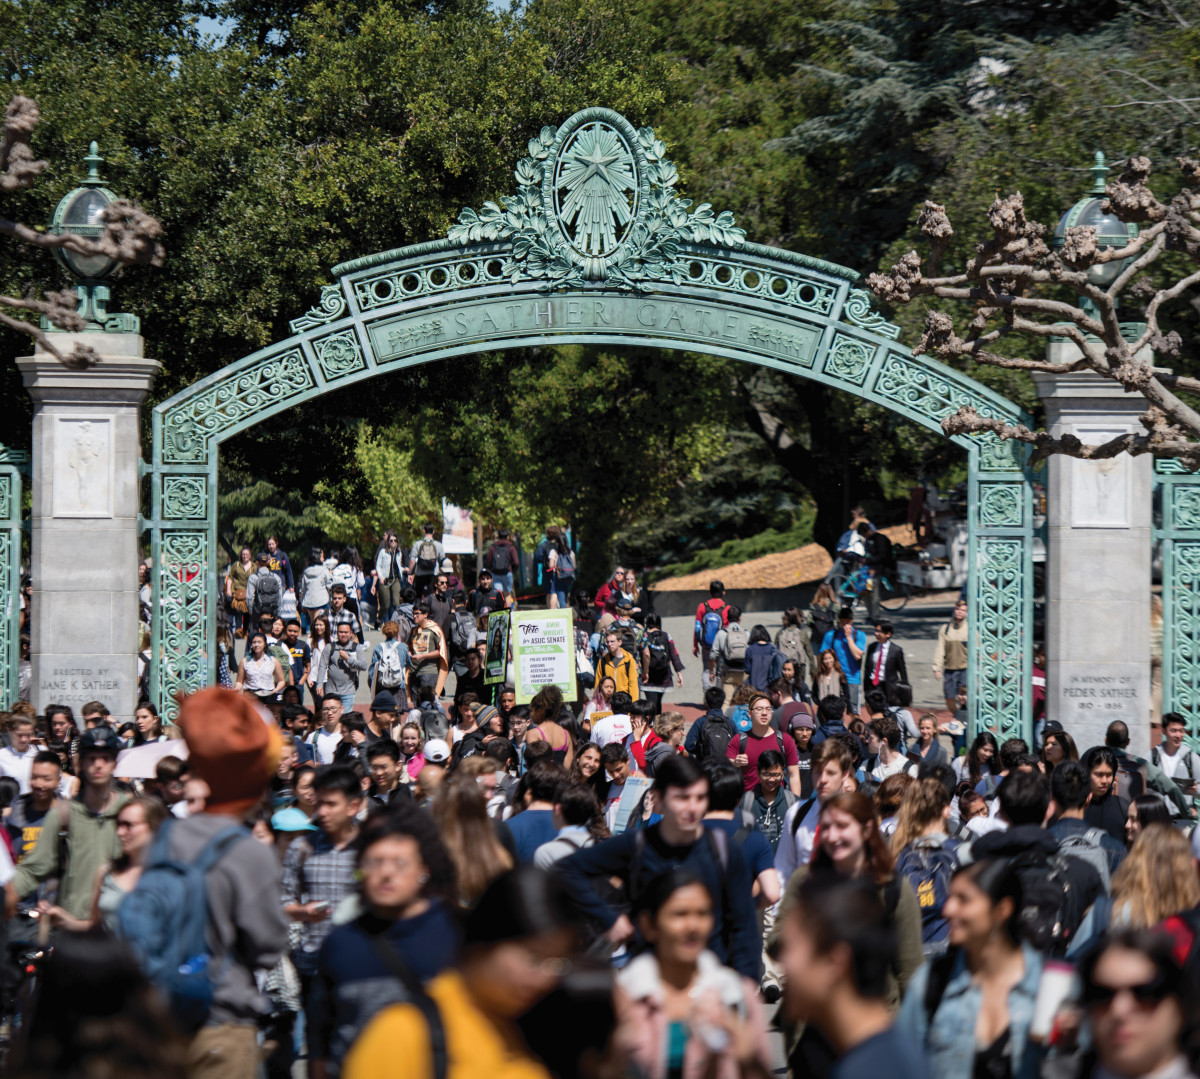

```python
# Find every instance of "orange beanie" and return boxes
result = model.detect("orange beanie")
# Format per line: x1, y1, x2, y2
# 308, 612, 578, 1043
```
177, 688, 284, 817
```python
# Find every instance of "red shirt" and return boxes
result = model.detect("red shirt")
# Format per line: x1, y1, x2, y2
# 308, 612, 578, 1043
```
726, 728, 799, 790
628, 730, 662, 770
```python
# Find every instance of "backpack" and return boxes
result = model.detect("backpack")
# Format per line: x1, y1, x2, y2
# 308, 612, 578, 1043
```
645, 630, 671, 683
1056, 827, 1112, 890
738, 787, 797, 830
1153, 745, 1197, 782
395, 607, 415, 643
376, 640, 405, 689
253, 571, 281, 617
488, 543, 512, 574
116, 820, 249, 1031
776, 625, 806, 666
696, 714, 737, 765
721, 623, 748, 670
557, 547, 576, 576
701, 602, 726, 648
1114, 755, 1147, 802
810, 606, 836, 649
895, 837, 962, 954
450, 611, 475, 655
421, 708, 450, 742
453, 729, 486, 760
416, 540, 439, 574
1009, 847, 1081, 955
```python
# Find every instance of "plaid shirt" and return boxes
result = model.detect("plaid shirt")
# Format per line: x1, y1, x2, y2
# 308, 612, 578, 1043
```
281, 829, 360, 965
329, 606, 362, 639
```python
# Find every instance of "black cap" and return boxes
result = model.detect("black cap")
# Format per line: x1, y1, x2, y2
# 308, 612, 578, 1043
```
78, 725, 123, 756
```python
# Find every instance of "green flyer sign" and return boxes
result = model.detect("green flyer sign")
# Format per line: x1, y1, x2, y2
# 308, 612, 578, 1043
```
484, 609, 510, 685
512, 608, 575, 704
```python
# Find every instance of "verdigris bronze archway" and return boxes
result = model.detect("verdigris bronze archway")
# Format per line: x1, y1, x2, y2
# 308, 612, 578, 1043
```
146, 107, 1035, 737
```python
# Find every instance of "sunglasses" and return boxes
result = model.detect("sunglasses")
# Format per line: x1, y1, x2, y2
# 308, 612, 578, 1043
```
1082, 972, 1175, 1010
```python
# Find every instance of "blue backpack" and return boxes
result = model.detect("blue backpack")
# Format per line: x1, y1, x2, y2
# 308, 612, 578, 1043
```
701, 603, 726, 648
894, 836, 962, 956
117, 819, 249, 1030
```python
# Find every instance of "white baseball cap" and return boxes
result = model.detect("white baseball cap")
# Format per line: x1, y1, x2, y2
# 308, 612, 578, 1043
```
424, 738, 451, 764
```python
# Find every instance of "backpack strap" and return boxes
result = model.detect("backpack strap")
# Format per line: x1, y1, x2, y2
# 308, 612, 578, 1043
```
362, 920, 447, 1079
629, 828, 648, 904
194, 825, 252, 875
791, 796, 819, 837
923, 946, 960, 1024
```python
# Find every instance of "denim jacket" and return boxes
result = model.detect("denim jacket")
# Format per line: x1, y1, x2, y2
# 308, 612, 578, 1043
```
896, 943, 1045, 1079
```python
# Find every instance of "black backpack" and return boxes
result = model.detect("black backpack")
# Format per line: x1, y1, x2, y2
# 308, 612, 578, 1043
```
488, 543, 512, 574
695, 714, 736, 765
453, 729, 486, 761
1009, 846, 1080, 955
645, 630, 671, 683
810, 606, 836, 649
254, 572, 281, 617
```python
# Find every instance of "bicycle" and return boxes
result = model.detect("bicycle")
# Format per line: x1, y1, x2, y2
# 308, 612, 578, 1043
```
831, 566, 911, 616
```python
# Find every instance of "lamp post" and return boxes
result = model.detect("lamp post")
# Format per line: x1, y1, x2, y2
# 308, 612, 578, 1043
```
44, 142, 139, 334
1051, 151, 1140, 323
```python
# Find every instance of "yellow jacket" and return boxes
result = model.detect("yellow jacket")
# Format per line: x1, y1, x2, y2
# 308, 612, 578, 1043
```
596, 650, 640, 701
344, 970, 551, 1079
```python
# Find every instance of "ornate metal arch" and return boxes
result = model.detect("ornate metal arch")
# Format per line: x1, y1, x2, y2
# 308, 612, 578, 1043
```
146, 107, 1035, 739
0, 445, 26, 708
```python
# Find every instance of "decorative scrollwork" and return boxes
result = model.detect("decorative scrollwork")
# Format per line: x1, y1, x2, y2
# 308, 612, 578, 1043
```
157, 531, 210, 726
446, 108, 746, 290
313, 330, 366, 382
161, 349, 314, 464
1173, 487, 1200, 531
874, 352, 1006, 427
843, 288, 900, 339
161, 476, 208, 520
823, 334, 874, 385
290, 284, 348, 334
979, 483, 1024, 528
0, 476, 9, 523
1167, 542, 1200, 720
973, 538, 1026, 737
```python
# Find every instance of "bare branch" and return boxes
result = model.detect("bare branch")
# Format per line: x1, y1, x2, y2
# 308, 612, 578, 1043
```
0, 309, 97, 369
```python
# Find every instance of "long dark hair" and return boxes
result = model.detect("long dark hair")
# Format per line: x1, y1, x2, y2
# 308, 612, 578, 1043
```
955, 858, 1024, 947
966, 731, 999, 788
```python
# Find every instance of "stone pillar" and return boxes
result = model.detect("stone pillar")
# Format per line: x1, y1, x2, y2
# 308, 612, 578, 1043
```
17, 335, 158, 722
1033, 360, 1152, 756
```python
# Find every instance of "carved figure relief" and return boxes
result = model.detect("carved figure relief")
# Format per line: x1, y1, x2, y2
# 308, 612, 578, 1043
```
53, 417, 113, 518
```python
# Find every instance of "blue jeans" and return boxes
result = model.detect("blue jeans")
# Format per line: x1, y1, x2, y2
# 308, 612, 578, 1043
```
492, 571, 513, 595
553, 574, 575, 608
339, 693, 355, 711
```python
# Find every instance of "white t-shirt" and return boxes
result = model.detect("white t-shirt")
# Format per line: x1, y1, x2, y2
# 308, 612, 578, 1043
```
591, 713, 633, 748
1155, 743, 1199, 783
775, 797, 821, 886
309, 728, 343, 764
0, 745, 42, 795
870, 754, 915, 783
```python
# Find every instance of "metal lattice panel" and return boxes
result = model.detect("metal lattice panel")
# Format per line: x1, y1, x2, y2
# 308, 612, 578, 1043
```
147, 107, 1036, 737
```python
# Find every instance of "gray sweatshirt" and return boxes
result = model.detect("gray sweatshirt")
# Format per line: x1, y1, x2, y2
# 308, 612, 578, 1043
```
167, 813, 288, 1026
299, 564, 332, 609
317, 641, 367, 696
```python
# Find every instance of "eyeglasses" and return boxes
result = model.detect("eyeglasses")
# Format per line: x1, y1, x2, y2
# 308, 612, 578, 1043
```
361, 856, 418, 874
1082, 973, 1175, 1010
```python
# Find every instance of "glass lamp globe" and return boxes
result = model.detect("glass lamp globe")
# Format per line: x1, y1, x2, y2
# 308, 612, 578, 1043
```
49, 143, 118, 281
1052, 151, 1138, 288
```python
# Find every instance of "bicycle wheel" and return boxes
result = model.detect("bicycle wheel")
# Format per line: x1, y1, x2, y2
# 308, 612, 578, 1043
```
878, 576, 910, 612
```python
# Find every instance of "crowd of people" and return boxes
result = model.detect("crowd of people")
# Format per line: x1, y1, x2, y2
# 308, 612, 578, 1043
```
2, 529, 1199, 1079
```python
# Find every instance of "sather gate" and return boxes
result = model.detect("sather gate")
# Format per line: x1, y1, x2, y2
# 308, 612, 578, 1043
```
144, 107, 1037, 737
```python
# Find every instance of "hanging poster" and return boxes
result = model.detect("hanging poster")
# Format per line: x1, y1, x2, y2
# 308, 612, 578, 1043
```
512, 608, 575, 704
484, 609, 510, 685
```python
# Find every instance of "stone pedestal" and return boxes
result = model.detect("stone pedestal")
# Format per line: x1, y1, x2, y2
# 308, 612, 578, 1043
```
17, 335, 158, 721
1033, 360, 1152, 756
